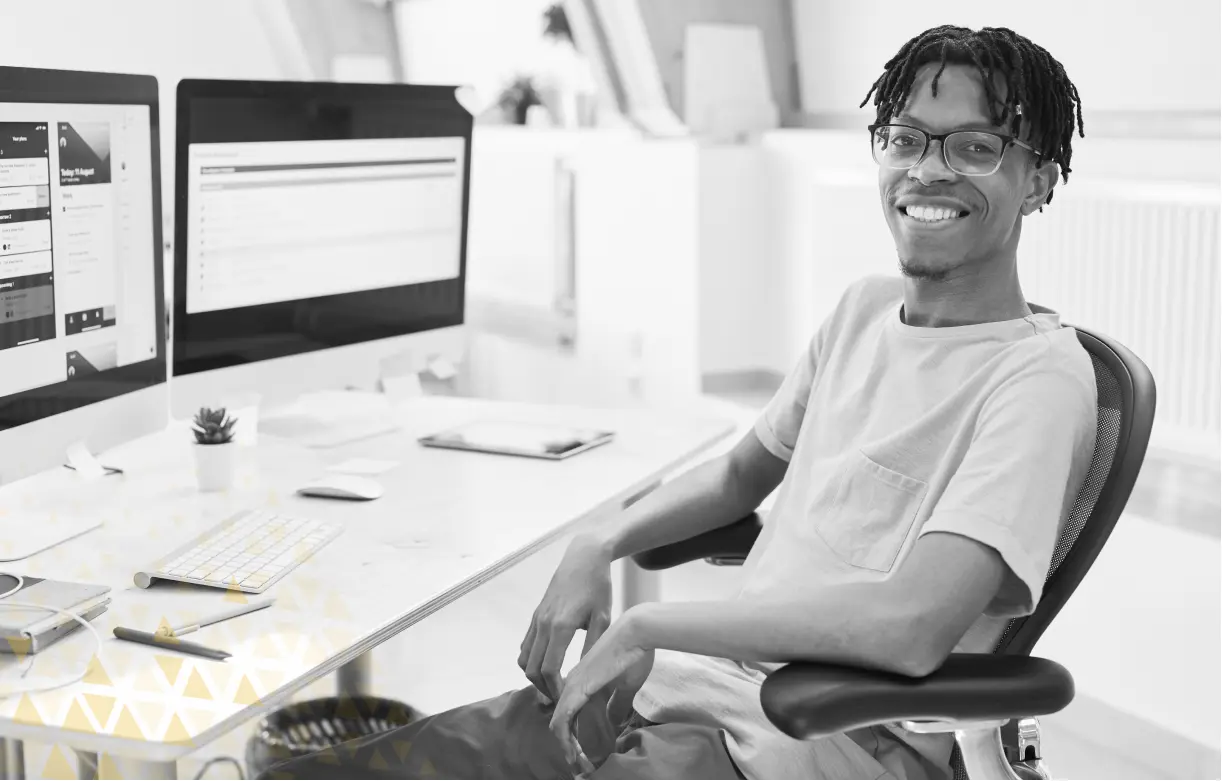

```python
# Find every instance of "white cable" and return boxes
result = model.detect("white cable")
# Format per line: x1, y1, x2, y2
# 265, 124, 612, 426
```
0, 600, 102, 698
0, 573, 23, 600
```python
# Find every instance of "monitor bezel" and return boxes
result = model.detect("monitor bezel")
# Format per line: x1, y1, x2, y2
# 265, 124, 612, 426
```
171, 78, 473, 380
0, 66, 167, 433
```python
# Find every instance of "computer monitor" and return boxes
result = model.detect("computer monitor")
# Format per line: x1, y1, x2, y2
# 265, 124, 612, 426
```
170, 79, 473, 417
0, 67, 167, 486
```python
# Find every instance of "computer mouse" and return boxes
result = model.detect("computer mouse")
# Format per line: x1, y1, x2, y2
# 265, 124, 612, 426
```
296, 475, 384, 501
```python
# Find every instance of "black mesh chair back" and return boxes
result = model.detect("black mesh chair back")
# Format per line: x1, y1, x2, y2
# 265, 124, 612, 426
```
992, 326, 1156, 656
948, 327, 1156, 778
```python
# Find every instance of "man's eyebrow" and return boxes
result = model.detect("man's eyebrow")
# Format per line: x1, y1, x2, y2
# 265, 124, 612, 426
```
893, 115, 1006, 134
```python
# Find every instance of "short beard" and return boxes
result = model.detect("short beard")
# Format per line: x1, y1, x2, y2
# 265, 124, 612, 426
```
898, 258, 950, 282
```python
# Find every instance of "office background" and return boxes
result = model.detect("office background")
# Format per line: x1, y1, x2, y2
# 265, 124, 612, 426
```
0, 0, 1217, 778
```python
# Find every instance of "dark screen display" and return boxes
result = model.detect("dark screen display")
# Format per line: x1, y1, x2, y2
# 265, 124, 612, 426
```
172, 80, 472, 377
0, 67, 165, 432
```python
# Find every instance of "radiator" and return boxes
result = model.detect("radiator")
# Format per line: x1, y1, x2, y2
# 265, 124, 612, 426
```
1019, 182, 1221, 455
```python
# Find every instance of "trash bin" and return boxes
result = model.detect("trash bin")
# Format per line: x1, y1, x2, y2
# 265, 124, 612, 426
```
246, 696, 421, 778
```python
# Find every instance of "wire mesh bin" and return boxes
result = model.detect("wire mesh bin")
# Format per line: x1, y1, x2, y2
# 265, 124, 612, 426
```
246, 696, 421, 778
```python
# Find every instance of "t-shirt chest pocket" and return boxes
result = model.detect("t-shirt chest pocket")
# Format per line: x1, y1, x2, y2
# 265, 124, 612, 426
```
810, 451, 928, 573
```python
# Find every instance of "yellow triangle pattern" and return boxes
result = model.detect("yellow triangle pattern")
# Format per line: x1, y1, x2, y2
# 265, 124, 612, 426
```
165, 712, 192, 744
223, 582, 249, 604
98, 754, 122, 779
183, 667, 213, 700
155, 617, 178, 640
130, 701, 166, 740
63, 697, 94, 732
83, 655, 112, 686
156, 655, 185, 688
113, 705, 145, 740
315, 749, 340, 766
84, 693, 117, 728
41, 746, 77, 780
14, 694, 42, 725
4, 636, 32, 662
421, 758, 437, 776
369, 749, 391, 771
233, 674, 260, 705
393, 739, 413, 762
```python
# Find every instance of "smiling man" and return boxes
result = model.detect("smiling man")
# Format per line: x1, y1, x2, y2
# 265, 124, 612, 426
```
264, 25, 1097, 781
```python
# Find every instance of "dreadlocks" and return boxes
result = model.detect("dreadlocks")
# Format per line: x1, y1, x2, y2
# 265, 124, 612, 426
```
861, 26, 1084, 206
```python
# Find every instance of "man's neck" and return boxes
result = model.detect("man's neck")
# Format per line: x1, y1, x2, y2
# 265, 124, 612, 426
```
900, 263, 1031, 328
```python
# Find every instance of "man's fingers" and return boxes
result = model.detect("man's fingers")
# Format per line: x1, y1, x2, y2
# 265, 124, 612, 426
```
518, 620, 537, 671
524, 632, 550, 698
549, 697, 580, 767
540, 629, 570, 701
580, 613, 610, 657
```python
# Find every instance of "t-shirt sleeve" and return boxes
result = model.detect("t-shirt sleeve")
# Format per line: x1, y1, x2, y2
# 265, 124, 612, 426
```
919, 367, 1096, 618
753, 334, 819, 462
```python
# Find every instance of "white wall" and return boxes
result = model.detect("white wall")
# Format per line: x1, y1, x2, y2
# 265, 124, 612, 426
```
393, 0, 558, 113
0, 0, 296, 225
792, 0, 1221, 119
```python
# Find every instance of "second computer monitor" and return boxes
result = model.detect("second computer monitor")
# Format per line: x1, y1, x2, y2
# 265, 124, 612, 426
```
171, 79, 473, 414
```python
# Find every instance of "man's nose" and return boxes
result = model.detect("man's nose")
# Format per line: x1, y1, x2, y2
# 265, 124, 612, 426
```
907, 139, 958, 185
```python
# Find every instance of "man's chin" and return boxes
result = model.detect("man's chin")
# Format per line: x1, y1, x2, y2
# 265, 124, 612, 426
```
898, 257, 954, 282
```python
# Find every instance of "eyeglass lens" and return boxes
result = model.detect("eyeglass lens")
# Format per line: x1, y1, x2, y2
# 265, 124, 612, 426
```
872, 125, 1005, 175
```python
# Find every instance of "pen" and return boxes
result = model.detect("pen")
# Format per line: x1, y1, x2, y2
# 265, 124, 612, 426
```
113, 627, 230, 660
163, 598, 275, 637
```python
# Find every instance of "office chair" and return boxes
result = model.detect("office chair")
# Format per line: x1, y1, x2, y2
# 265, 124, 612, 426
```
633, 326, 1156, 780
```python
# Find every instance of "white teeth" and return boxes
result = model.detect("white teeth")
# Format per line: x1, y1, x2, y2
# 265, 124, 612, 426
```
906, 205, 960, 222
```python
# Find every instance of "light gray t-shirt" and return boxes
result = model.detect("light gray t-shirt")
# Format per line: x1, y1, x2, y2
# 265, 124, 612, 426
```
633, 274, 1097, 779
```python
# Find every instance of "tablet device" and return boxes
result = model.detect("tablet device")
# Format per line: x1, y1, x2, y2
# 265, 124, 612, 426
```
418, 421, 614, 460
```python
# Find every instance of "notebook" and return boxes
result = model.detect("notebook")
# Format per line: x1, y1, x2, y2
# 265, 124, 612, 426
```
0, 574, 111, 655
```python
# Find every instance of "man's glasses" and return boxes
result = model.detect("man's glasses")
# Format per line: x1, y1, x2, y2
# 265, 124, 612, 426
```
868, 123, 1044, 177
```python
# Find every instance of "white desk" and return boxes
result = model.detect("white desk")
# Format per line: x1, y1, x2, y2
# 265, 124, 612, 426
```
0, 396, 733, 779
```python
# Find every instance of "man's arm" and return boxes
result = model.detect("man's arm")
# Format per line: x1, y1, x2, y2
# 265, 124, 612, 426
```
579, 427, 788, 561
624, 531, 1005, 678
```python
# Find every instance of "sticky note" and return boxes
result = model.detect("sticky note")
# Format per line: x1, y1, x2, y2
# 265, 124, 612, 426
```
65, 442, 106, 480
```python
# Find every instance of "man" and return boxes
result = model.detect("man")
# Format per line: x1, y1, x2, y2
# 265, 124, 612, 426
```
266, 25, 1096, 780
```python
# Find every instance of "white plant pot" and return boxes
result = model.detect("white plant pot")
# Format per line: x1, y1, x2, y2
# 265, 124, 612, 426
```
194, 442, 237, 492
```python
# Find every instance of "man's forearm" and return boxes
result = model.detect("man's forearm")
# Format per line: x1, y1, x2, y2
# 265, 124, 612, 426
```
624, 587, 934, 677
584, 455, 758, 562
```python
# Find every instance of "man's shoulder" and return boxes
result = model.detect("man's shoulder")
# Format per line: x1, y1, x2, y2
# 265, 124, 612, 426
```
1001, 325, 1098, 409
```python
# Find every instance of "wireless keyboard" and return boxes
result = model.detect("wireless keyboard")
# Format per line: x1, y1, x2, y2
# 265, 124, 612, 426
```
134, 509, 342, 593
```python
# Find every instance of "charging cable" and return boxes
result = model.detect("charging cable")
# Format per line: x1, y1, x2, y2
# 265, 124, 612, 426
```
0, 574, 102, 698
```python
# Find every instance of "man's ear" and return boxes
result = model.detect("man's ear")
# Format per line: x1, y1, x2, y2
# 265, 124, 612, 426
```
1021, 160, 1060, 216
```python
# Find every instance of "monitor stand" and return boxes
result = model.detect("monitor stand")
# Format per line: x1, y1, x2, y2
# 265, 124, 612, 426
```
257, 389, 402, 449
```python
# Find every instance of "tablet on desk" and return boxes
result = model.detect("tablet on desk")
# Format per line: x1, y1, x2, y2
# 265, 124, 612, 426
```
418, 421, 614, 460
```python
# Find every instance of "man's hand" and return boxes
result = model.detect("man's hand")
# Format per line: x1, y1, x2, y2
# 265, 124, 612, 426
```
518, 533, 613, 701
549, 609, 654, 773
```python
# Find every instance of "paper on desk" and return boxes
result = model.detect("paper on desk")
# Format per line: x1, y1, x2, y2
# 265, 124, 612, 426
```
65, 442, 106, 480
326, 458, 399, 476
381, 371, 424, 402
426, 357, 458, 381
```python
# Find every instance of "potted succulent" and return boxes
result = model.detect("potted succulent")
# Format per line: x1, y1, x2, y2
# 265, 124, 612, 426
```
192, 407, 238, 491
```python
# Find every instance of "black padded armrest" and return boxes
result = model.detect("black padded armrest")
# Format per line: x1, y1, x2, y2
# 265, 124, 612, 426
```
630, 513, 762, 571
761, 653, 1074, 740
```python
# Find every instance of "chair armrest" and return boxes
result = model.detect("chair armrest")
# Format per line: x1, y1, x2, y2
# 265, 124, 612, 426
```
629, 513, 762, 571
761, 653, 1074, 740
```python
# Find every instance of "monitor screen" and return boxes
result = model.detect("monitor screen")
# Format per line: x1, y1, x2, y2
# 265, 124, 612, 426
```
172, 80, 472, 378
0, 68, 165, 432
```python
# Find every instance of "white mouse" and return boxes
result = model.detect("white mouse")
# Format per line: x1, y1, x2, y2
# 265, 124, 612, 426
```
297, 474, 384, 501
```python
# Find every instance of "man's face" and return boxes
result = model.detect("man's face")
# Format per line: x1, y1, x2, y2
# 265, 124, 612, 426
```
877, 63, 1051, 281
